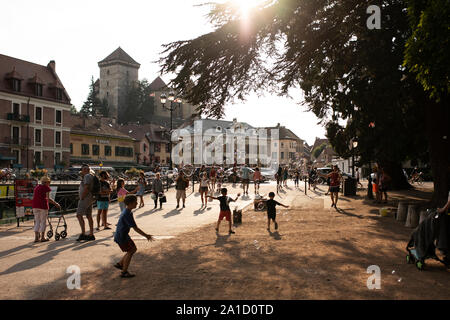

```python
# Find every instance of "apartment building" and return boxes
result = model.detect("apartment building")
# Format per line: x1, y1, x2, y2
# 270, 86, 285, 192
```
0, 54, 71, 169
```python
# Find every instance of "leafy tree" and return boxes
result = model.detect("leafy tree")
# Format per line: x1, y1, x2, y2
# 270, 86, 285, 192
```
81, 76, 109, 117
404, 0, 450, 102
312, 143, 328, 159
159, 0, 449, 204
120, 79, 156, 124
70, 105, 78, 115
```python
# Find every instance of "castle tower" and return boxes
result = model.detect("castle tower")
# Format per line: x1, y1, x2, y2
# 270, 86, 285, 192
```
98, 47, 140, 120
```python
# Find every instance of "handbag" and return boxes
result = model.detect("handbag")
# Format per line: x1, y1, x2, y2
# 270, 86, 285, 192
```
151, 193, 157, 200
159, 194, 167, 203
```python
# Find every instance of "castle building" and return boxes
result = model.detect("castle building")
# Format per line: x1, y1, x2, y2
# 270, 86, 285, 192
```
96, 47, 197, 126
97, 47, 140, 120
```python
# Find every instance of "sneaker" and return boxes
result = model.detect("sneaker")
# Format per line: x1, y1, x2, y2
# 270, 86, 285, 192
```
86, 234, 96, 241
76, 234, 88, 241
120, 271, 135, 278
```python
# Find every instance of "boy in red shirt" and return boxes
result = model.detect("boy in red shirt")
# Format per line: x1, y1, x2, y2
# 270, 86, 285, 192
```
208, 188, 240, 235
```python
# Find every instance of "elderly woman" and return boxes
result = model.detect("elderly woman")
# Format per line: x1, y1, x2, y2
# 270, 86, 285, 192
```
32, 176, 61, 243
151, 173, 165, 209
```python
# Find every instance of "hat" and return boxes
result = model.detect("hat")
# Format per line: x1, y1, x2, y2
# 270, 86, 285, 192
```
41, 175, 51, 183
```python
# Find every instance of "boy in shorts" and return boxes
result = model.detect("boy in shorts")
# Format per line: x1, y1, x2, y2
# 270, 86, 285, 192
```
266, 192, 289, 232
208, 188, 240, 235
113, 195, 153, 278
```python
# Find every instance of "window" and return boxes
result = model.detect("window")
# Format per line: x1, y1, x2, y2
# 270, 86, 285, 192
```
281, 142, 284, 148
105, 146, 112, 156
12, 150, 19, 164
167, 157, 170, 164
13, 103, 20, 115
81, 144, 89, 155
35, 129, 41, 144
55, 131, 61, 146
107, 70, 110, 75
165, 143, 170, 153
12, 79, 21, 92
55, 153, 61, 165
35, 84, 43, 96
34, 152, 41, 165
70, 143, 73, 154
143, 144, 147, 153
155, 143, 161, 152
35, 107, 42, 122
56, 110, 62, 124
115, 146, 133, 157
107, 81, 109, 87
56, 88, 63, 100
281, 152, 284, 159
272, 152, 277, 159
273, 142, 278, 147
12, 127, 19, 144
93, 145, 99, 156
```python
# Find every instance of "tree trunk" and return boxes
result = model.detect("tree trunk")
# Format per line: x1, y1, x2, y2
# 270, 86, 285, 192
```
425, 97, 450, 207
378, 160, 411, 190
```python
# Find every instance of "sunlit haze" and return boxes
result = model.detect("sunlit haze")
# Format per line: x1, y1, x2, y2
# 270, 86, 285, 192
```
0, 0, 326, 145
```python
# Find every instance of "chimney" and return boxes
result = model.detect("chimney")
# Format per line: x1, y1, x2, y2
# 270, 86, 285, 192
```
47, 60, 55, 72
277, 123, 280, 128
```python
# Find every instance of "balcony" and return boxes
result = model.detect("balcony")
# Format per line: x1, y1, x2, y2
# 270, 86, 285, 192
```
4, 137, 31, 147
7, 113, 30, 122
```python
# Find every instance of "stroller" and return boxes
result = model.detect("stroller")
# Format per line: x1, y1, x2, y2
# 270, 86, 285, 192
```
47, 211, 68, 241
406, 209, 450, 270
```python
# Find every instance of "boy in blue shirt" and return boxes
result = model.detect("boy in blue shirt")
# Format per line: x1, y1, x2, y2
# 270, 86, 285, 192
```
114, 195, 153, 278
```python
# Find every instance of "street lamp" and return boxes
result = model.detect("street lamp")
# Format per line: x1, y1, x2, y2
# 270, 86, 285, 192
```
160, 92, 182, 170
351, 139, 358, 177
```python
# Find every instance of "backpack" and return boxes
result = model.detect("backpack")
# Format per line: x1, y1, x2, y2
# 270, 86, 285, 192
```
91, 175, 101, 198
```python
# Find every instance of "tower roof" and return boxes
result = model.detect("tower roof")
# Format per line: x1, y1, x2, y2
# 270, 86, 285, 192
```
98, 47, 140, 67
149, 76, 167, 91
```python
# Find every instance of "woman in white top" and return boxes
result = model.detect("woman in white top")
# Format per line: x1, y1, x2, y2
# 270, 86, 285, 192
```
199, 172, 210, 207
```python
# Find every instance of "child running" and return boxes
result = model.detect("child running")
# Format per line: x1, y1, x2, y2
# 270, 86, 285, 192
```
208, 188, 240, 235
116, 178, 137, 213
113, 195, 153, 278
266, 192, 289, 232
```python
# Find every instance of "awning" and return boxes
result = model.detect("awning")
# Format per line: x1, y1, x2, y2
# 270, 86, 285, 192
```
0, 155, 16, 161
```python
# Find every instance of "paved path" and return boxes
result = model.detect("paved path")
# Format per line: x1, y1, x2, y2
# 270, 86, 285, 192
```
0, 180, 314, 299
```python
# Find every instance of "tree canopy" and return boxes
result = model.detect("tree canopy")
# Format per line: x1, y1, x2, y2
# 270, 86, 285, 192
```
119, 79, 156, 124
159, 0, 449, 202
80, 76, 109, 117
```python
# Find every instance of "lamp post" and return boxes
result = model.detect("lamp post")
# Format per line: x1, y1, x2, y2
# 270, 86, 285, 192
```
351, 139, 358, 177
160, 92, 182, 170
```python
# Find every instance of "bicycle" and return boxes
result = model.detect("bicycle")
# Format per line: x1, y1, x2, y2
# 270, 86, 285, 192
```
409, 172, 424, 185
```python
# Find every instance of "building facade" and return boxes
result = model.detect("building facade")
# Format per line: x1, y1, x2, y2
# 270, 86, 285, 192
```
0, 54, 72, 170
70, 115, 136, 168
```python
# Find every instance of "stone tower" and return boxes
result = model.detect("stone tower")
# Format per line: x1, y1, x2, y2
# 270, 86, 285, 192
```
98, 47, 140, 120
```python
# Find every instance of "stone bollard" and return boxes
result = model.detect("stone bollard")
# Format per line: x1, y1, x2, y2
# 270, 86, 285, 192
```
396, 202, 408, 222
419, 209, 429, 224
405, 204, 419, 228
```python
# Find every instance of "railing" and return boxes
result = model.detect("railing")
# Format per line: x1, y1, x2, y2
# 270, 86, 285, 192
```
4, 137, 31, 146
7, 113, 30, 122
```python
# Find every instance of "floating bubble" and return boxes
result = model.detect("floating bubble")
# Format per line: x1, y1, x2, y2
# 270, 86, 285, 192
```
397, 278, 402, 282
392, 270, 395, 274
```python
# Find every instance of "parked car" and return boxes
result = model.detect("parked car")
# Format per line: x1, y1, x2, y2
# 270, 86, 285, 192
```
259, 167, 277, 180
315, 167, 333, 184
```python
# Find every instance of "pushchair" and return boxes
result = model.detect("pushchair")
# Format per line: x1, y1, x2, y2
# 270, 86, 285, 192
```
406, 209, 450, 270
47, 211, 68, 241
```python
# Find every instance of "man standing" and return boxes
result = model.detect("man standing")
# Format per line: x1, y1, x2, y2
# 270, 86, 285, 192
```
240, 165, 251, 196
175, 170, 189, 209
76, 164, 95, 241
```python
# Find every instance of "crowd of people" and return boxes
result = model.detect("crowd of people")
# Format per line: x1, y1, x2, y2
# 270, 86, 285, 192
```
30, 161, 427, 278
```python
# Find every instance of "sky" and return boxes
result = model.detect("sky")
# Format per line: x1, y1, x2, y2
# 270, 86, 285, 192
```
0, 0, 326, 145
